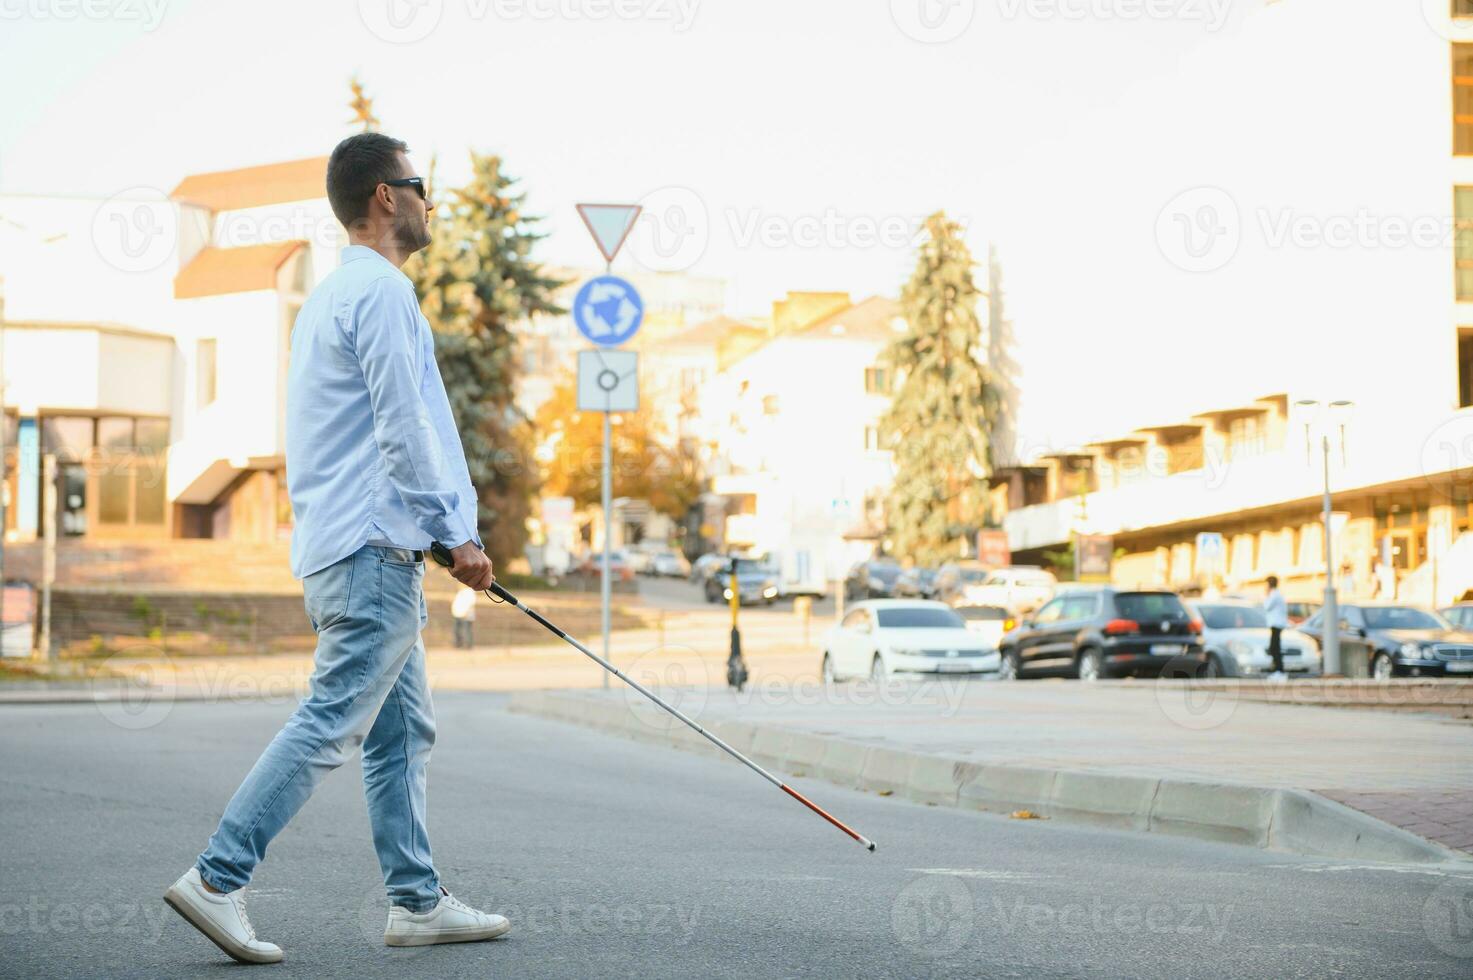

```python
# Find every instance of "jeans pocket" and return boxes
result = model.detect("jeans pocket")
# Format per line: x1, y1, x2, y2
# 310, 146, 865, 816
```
303, 555, 356, 632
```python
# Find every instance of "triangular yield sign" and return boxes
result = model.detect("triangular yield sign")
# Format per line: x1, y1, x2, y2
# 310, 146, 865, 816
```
576, 203, 642, 264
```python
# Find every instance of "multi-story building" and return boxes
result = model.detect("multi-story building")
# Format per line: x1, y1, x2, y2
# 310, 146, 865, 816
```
697, 291, 902, 594
998, 5, 1473, 606
1, 156, 339, 544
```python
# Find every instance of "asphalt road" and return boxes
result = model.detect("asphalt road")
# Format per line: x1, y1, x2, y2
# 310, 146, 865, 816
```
1, 694, 1470, 979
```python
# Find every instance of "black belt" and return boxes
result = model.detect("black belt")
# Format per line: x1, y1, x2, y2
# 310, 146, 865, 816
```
375, 546, 425, 563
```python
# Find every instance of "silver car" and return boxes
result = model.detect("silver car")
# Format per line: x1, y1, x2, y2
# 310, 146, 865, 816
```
1189, 600, 1321, 677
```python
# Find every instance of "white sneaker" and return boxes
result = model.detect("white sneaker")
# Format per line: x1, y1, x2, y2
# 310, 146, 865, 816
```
384, 886, 511, 947
1267, 671, 1287, 681
164, 868, 283, 964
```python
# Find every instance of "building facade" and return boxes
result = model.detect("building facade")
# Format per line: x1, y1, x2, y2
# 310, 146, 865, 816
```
0, 157, 340, 544
695, 292, 902, 594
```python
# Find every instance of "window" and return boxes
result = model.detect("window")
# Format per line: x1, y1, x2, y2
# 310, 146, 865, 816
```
1061, 594, 1099, 621
762, 394, 779, 416
1462, 330, 1473, 407
864, 425, 881, 451
1197, 604, 1267, 629
864, 366, 892, 395
1114, 592, 1189, 621
290, 253, 310, 293
1227, 414, 1265, 458
38, 414, 169, 530
1456, 45, 1473, 155
876, 607, 965, 629
197, 338, 218, 407
1032, 598, 1064, 624
1459, 1, 1473, 18
1458, 188, 1473, 301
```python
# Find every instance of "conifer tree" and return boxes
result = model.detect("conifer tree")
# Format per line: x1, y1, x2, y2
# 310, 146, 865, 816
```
879, 212, 997, 564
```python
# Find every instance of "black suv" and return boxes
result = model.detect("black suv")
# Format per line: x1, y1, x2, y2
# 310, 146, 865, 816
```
997, 587, 1204, 681
1296, 603, 1473, 679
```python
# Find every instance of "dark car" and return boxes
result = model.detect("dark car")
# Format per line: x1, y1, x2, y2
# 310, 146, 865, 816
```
844, 559, 904, 600
894, 567, 940, 600
702, 556, 779, 606
1439, 603, 1473, 629
997, 587, 1204, 681
1297, 603, 1473, 679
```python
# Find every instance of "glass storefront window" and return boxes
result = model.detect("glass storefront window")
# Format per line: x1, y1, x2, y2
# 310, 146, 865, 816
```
98, 470, 131, 524
41, 417, 93, 462
135, 466, 166, 525
135, 419, 169, 450
97, 417, 135, 451
38, 415, 171, 532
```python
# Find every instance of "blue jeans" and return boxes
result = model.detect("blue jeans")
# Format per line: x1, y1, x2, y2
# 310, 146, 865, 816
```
196, 545, 439, 912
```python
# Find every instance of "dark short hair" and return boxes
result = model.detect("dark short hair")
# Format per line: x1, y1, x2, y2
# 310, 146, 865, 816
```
326, 133, 409, 227
1266, 575, 1279, 588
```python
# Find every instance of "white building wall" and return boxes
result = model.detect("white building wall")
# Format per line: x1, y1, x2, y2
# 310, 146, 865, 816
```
710, 329, 895, 586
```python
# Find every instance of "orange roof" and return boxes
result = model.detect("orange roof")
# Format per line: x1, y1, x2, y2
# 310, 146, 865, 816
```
174, 242, 305, 300
170, 156, 329, 212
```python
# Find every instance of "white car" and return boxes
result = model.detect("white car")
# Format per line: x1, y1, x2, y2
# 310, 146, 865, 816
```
1188, 600, 1322, 677
962, 567, 1057, 613
821, 600, 1001, 683
650, 550, 690, 577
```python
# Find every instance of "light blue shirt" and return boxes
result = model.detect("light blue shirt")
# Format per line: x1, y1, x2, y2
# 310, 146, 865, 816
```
286, 245, 481, 579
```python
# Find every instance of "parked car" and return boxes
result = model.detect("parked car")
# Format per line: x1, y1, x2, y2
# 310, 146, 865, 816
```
703, 556, 780, 605
950, 565, 1057, 613
1187, 600, 1321, 677
894, 567, 940, 600
954, 605, 1016, 651
650, 550, 691, 578
689, 552, 726, 584
575, 550, 635, 581
933, 561, 991, 605
997, 587, 1204, 681
1297, 603, 1473, 679
844, 559, 904, 600
821, 600, 1000, 683
626, 546, 657, 576
1286, 600, 1321, 626
1438, 602, 1473, 629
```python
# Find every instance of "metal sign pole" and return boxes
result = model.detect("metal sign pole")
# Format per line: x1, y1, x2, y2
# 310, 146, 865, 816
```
600, 256, 612, 690
574, 202, 644, 690
602, 406, 612, 689
38, 454, 55, 660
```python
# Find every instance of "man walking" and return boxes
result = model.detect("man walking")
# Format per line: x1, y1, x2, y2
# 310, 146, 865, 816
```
164, 133, 508, 964
1263, 574, 1288, 681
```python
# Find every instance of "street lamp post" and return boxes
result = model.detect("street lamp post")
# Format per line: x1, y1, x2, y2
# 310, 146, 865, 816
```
1296, 399, 1354, 677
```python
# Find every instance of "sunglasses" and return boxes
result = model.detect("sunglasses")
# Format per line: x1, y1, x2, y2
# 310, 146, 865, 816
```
383, 176, 428, 200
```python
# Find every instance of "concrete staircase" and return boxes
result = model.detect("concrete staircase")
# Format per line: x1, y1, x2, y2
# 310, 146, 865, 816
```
4, 539, 301, 593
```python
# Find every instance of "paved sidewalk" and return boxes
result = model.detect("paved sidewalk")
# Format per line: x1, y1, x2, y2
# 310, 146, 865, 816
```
518, 680, 1473, 857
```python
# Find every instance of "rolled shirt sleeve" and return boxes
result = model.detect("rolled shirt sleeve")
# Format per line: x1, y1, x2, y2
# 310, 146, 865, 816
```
352, 276, 477, 549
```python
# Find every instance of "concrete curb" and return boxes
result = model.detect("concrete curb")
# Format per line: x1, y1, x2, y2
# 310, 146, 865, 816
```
507, 689, 1472, 867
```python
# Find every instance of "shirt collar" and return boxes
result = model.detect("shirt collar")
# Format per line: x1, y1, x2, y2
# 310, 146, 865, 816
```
340, 244, 392, 265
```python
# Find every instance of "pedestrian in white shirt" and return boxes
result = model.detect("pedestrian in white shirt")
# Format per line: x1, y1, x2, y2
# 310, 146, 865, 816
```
1263, 574, 1289, 680
451, 585, 477, 649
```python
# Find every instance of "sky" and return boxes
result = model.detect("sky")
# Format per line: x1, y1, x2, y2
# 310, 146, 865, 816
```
0, 0, 1456, 458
